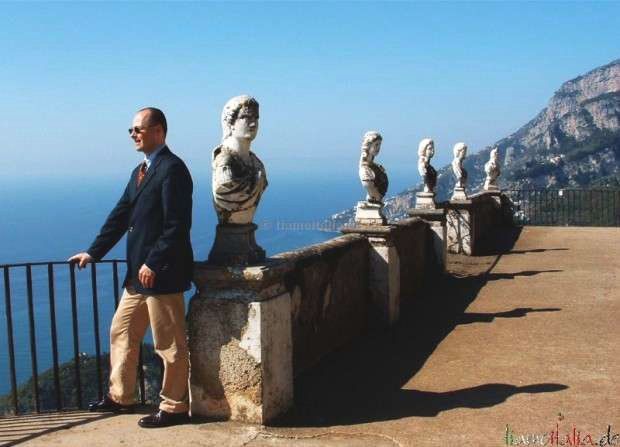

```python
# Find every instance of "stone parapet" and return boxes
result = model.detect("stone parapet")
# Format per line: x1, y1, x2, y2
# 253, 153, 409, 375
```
342, 225, 401, 328
273, 234, 369, 375
393, 217, 429, 302
408, 207, 447, 273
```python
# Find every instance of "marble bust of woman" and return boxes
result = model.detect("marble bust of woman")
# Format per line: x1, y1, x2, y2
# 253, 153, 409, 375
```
451, 142, 468, 189
450, 142, 468, 200
212, 95, 267, 225
417, 138, 437, 194
359, 131, 388, 203
484, 147, 501, 190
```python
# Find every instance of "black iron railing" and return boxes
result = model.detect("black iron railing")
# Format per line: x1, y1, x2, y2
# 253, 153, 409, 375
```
0, 260, 155, 416
504, 189, 620, 227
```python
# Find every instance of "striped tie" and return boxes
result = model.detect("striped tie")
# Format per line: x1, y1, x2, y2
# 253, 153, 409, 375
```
137, 162, 147, 187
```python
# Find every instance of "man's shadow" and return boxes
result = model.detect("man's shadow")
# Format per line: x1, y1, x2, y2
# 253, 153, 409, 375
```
486, 270, 562, 280
275, 226, 567, 427
279, 383, 568, 426
457, 307, 561, 324
507, 248, 569, 255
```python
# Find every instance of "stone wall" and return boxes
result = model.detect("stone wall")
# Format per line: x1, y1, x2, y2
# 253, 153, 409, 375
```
393, 217, 429, 302
273, 234, 369, 375
470, 191, 504, 244
271, 218, 438, 375
445, 191, 512, 255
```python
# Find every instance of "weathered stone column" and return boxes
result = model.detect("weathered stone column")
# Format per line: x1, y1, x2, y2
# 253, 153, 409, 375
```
446, 200, 475, 255
188, 260, 294, 424
342, 225, 400, 327
408, 208, 447, 273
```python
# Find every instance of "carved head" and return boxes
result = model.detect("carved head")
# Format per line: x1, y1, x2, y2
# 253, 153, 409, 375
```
221, 95, 260, 141
361, 131, 382, 159
490, 147, 499, 161
453, 142, 467, 159
418, 138, 434, 159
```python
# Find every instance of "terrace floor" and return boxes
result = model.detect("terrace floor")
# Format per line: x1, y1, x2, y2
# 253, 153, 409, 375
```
2, 226, 619, 446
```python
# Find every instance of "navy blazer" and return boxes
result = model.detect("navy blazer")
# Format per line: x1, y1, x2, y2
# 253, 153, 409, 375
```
87, 146, 194, 294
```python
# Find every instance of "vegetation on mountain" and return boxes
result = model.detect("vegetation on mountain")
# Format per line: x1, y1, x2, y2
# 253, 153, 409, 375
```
328, 58, 620, 226
0, 344, 162, 415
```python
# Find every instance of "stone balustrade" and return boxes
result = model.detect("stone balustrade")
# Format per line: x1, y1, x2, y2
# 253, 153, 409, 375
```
184, 109, 515, 424
188, 190, 511, 425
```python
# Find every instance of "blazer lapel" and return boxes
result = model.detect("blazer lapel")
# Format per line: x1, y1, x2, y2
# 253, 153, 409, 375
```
128, 164, 140, 202
130, 146, 169, 204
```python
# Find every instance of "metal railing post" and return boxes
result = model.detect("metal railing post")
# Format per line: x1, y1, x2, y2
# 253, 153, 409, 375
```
90, 263, 103, 401
47, 263, 62, 411
3, 267, 19, 414
69, 263, 83, 409
26, 265, 40, 413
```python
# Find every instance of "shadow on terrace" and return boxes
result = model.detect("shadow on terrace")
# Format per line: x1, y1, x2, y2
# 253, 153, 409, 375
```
275, 226, 568, 427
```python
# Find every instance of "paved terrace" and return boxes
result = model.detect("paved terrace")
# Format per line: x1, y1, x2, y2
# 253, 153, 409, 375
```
1, 227, 618, 447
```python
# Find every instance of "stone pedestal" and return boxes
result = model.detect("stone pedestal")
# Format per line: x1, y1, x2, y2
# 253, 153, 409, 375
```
408, 208, 447, 273
451, 187, 467, 201
415, 191, 437, 210
208, 223, 265, 266
342, 225, 400, 327
446, 200, 474, 255
188, 260, 294, 424
354, 201, 387, 225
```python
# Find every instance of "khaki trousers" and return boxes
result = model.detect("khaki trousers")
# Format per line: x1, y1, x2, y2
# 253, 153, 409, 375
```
108, 287, 189, 413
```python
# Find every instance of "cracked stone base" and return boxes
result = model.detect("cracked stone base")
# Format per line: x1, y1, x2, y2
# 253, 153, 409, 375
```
415, 192, 437, 210
451, 187, 468, 201
355, 201, 387, 225
188, 261, 294, 424
484, 183, 500, 192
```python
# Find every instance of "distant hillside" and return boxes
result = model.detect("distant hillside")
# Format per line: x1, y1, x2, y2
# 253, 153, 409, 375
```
329, 59, 620, 226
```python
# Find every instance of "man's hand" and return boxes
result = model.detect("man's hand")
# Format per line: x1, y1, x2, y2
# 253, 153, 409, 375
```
138, 264, 156, 289
68, 252, 93, 269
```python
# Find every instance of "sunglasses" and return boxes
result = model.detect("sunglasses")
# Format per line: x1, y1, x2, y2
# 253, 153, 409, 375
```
128, 126, 155, 135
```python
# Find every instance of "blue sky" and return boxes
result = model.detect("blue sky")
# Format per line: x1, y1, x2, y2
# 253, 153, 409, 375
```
1, 1, 619, 185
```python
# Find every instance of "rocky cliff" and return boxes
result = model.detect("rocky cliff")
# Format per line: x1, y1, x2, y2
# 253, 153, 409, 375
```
329, 58, 620, 226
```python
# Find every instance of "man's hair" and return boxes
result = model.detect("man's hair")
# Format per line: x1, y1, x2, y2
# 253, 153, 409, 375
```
139, 107, 167, 135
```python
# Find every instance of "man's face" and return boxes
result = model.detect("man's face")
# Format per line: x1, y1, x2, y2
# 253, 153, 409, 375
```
231, 106, 259, 141
130, 111, 162, 153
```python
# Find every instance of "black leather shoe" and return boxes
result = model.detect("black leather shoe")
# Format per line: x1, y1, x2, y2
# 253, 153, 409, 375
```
88, 396, 134, 413
138, 410, 190, 428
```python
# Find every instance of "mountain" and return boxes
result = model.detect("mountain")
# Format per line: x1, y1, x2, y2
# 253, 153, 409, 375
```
329, 59, 620, 226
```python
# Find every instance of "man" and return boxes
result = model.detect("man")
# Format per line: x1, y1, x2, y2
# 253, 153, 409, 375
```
68, 107, 193, 428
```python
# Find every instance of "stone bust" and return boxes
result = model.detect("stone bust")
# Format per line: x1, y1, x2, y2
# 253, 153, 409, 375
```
484, 147, 501, 190
451, 142, 468, 189
212, 95, 267, 225
417, 138, 437, 194
359, 131, 388, 203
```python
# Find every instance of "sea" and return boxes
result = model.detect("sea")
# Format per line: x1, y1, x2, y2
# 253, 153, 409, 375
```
0, 169, 417, 396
